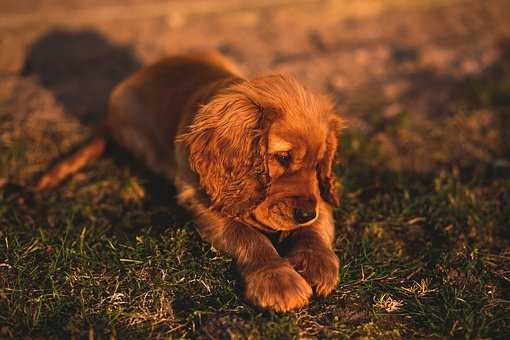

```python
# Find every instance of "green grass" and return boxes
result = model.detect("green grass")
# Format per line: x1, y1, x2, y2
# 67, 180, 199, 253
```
2, 67, 510, 339
1, 140, 509, 338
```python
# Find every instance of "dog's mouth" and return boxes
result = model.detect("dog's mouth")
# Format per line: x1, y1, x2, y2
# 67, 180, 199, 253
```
249, 201, 319, 231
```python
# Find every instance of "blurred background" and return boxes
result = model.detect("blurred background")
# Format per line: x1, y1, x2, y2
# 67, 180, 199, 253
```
1, 0, 509, 182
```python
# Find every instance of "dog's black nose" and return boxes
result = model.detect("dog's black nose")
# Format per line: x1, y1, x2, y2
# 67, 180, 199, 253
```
293, 208, 317, 224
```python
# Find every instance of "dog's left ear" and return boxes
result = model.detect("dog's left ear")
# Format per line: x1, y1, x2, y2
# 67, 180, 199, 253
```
318, 114, 344, 207
177, 84, 275, 217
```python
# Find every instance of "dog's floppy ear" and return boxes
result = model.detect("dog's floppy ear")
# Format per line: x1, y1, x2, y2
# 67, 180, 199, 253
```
177, 84, 274, 217
318, 114, 344, 207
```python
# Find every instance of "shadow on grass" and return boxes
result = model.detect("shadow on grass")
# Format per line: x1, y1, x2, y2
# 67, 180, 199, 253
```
21, 29, 142, 124
16, 28, 190, 236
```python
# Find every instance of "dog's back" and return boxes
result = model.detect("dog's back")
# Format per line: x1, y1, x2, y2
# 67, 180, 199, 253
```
36, 51, 242, 189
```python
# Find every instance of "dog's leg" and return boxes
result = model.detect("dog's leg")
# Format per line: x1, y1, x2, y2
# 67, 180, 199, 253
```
194, 209, 312, 312
284, 201, 339, 296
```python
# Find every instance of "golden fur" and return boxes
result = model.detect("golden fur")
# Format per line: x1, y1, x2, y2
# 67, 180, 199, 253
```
36, 51, 344, 312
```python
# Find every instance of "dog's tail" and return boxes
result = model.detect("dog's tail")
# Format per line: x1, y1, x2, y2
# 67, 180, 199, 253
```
35, 135, 107, 191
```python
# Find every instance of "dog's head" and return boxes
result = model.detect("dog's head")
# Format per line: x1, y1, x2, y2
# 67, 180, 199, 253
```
179, 75, 344, 231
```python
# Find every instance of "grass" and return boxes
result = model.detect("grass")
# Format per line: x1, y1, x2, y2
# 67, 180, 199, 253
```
1, 54, 510, 340
1, 137, 509, 338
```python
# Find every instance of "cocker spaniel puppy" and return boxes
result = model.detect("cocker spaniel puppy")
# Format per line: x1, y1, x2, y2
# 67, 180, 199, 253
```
37, 51, 344, 312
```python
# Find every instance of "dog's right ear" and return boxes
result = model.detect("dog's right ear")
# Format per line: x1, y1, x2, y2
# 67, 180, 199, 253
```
318, 114, 345, 207
176, 84, 275, 217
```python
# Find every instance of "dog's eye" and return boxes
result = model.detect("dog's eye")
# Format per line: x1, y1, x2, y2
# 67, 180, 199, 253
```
274, 152, 291, 167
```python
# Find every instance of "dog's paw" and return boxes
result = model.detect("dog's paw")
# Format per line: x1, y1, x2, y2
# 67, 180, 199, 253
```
287, 248, 339, 296
244, 261, 312, 312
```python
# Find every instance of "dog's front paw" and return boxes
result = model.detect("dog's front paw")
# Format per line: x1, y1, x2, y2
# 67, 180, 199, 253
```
244, 261, 312, 312
287, 248, 339, 296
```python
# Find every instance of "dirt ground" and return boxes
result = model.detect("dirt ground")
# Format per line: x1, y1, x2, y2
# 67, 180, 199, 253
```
1, 0, 510, 338
1, 0, 510, 181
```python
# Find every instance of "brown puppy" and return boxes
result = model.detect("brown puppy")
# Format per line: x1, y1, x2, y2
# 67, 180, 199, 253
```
37, 51, 344, 312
